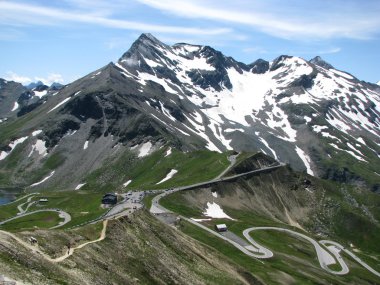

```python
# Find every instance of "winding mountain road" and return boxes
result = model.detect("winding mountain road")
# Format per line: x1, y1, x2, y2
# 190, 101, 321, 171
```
320, 240, 380, 278
243, 227, 349, 275
0, 209, 71, 229
151, 162, 285, 214
3, 192, 39, 206
150, 162, 380, 278
17, 195, 37, 215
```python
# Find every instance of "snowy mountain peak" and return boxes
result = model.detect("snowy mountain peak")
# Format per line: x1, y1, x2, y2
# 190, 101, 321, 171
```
172, 43, 202, 53
377, 80, 380, 86
249, 59, 269, 74
22, 34, 379, 189
118, 33, 169, 67
309, 56, 334, 70
133, 33, 167, 49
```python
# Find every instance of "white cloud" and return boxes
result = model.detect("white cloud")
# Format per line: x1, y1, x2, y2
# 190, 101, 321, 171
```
4, 72, 64, 86
319, 47, 341, 55
0, 2, 231, 36
137, 0, 380, 40
35, 73, 64, 86
4, 71, 32, 85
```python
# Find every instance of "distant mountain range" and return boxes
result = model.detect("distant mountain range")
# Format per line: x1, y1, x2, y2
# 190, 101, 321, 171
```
0, 79, 63, 120
0, 33, 379, 191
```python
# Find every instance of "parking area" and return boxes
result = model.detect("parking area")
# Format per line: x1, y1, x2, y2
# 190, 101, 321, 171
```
104, 191, 145, 218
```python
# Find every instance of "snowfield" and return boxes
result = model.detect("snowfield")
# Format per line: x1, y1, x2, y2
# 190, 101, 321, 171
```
34, 90, 47, 98
75, 183, 86, 190
28, 139, 47, 157
112, 35, 379, 171
30, 171, 55, 187
48, 97, 71, 113
165, 147, 172, 157
0, 136, 29, 161
295, 146, 314, 176
11, 101, 19, 112
203, 202, 234, 220
32, 130, 43, 136
156, 169, 178, 185
136, 141, 153, 157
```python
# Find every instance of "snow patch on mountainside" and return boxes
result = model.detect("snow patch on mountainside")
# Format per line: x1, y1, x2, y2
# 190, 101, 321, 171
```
312, 125, 329, 133
156, 169, 178, 184
330, 143, 367, 162
48, 97, 71, 113
55, 35, 380, 177
295, 146, 314, 176
157, 46, 215, 72
34, 90, 47, 98
115, 62, 137, 79
307, 72, 380, 139
321, 132, 341, 142
123, 180, 132, 187
75, 183, 86, 190
138, 72, 178, 94
186, 68, 274, 127
30, 171, 55, 187
265, 96, 297, 142
144, 58, 162, 67
211, 124, 232, 150
203, 202, 234, 219
259, 137, 279, 160
137, 141, 153, 157
28, 139, 47, 157
347, 143, 365, 157
0, 136, 28, 161
11, 101, 19, 112
330, 69, 354, 80
357, 137, 366, 145
165, 147, 172, 157
225, 128, 245, 133
32, 130, 43, 136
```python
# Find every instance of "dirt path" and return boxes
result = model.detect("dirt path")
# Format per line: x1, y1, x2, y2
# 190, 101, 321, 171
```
0, 220, 108, 263
53, 220, 108, 262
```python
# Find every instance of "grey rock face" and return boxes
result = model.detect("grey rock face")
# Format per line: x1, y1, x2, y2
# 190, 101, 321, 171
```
1, 34, 379, 190
309, 56, 334, 70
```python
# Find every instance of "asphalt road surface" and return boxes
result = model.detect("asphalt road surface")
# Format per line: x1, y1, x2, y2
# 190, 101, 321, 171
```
149, 162, 380, 278
0, 209, 71, 229
104, 191, 145, 219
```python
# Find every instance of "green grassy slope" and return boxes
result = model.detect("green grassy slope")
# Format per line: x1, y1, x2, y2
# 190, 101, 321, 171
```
85, 148, 231, 191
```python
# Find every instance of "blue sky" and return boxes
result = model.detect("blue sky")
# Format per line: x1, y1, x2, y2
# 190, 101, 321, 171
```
0, 0, 379, 85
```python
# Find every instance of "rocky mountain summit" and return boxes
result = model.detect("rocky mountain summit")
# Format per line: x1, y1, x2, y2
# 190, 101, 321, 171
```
0, 33, 379, 191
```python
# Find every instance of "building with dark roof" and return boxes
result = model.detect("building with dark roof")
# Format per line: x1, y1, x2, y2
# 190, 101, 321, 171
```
102, 193, 117, 205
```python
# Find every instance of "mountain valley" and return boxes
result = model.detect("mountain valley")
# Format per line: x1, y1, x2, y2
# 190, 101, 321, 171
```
0, 33, 379, 285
